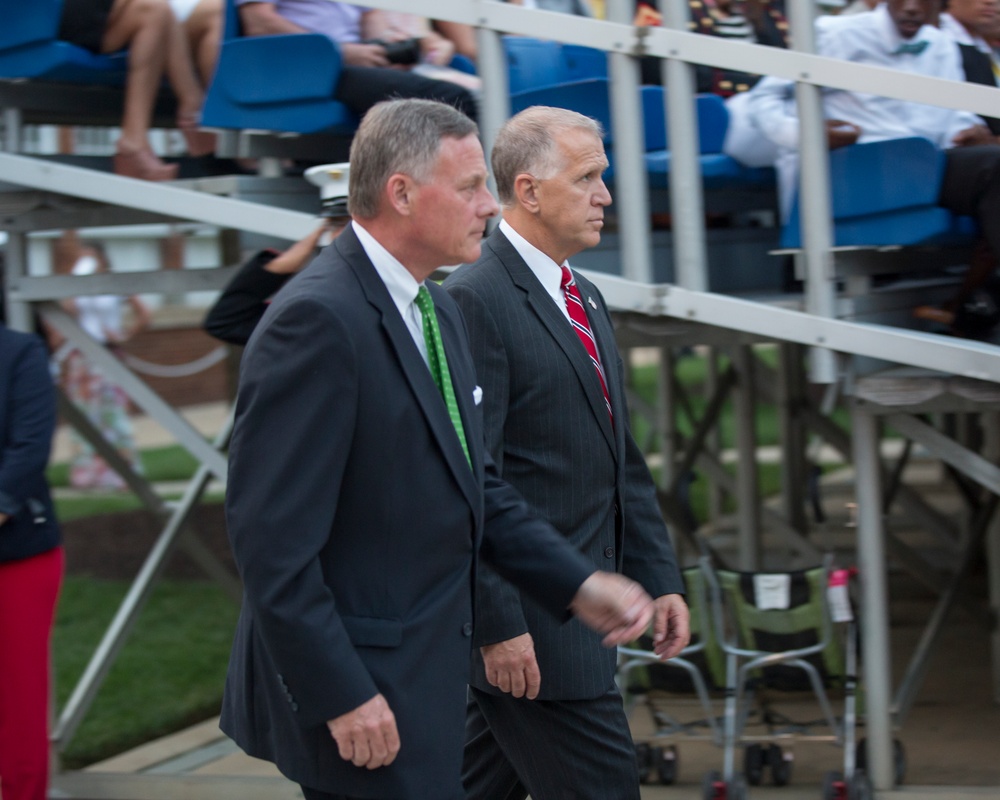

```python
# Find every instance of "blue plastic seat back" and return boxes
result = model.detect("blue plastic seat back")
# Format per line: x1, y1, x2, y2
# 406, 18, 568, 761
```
0, 0, 127, 83
640, 89, 729, 154
510, 79, 613, 144
503, 37, 565, 93
202, 0, 356, 134
0, 0, 61, 51
781, 137, 974, 248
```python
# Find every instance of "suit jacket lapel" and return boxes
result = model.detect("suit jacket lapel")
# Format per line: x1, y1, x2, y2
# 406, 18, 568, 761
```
338, 228, 480, 511
487, 232, 617, 458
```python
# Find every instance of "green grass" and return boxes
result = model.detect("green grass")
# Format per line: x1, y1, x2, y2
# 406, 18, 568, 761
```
47, 445, 200, 489
54, 578, 239, 769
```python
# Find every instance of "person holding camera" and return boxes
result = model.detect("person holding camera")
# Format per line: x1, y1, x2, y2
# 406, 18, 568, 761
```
236, 1, 478, 120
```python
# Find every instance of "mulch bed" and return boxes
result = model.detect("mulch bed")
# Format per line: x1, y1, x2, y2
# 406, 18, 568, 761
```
62, 504, 236, 581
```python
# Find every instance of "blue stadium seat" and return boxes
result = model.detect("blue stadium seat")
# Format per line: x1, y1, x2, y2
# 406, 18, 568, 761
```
201, 0, 357, 134
781, 137, 978, 248
502, 37, 606, 93
0, 0, 127, 85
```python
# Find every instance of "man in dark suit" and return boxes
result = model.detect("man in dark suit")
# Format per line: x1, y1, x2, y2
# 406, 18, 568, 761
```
444, 107, 690, 800
220, 98, 656, 800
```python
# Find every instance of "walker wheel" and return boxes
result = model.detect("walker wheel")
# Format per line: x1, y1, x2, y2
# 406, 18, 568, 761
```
768, 743, 793, 786
847, 770, 873, 800
656, 744, 678, 785
635, 741, 652, 784
744, 743, 765, 786
822, 770, 846, 800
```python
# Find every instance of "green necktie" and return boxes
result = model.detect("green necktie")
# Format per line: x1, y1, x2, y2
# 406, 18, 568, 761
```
415, 286, 471, 468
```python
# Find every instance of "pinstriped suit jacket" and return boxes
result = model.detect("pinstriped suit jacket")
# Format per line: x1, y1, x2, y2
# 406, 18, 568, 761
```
444, 229, 684, 701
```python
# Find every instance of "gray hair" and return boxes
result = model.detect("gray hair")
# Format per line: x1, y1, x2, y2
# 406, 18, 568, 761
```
348, 99, 479, 219
491, 107, 604, 207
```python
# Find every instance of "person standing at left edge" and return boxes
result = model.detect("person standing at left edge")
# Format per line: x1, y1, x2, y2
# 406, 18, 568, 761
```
0, 316, 64, 800
220, 98, 656, 800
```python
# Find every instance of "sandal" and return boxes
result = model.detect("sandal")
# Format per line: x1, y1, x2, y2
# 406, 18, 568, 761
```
113, 148, 179, 182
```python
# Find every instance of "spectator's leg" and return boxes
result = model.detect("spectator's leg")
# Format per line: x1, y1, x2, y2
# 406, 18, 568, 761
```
163, 7, 215, 155
939, 144, 1000, 268
334, 66, 477, 122
185, 0, 224, 85
102, 0, 179, 179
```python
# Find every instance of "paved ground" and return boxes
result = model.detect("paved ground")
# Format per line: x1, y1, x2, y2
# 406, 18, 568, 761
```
52, 403, 1000, 798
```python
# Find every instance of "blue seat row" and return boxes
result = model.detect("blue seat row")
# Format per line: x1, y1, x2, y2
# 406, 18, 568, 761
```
0, 0, 127, 85
0, 5, 976, 256
781, 137, 977, 249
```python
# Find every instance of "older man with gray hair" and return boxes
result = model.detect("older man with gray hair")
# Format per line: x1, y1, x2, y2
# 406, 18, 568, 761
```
220, 98, 659, 800
445, 106, 690, 800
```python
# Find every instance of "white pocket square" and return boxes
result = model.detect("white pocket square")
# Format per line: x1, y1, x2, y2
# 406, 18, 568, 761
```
473, 386, 483, 405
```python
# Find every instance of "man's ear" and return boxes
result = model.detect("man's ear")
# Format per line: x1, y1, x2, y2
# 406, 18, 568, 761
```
386, 173, 415, 216
513, 173, 541, 214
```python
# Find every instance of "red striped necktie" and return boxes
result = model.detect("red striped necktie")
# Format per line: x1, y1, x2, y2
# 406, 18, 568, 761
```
560, 266, 613, 425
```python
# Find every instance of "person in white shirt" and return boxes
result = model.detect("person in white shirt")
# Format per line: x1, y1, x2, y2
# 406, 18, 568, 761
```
745, 0, 1000, 334
939, 0, 1000, 134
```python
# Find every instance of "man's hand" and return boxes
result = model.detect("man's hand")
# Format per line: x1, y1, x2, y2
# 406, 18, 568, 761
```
826, 120, 862, 150
340, 42, 390, 67
481, 632, 541, 699
326, 693, 400, 770
652, 593, 691, 660
952, 125, 995, 148
0, 512, 8, 527
569, 572, 653, 647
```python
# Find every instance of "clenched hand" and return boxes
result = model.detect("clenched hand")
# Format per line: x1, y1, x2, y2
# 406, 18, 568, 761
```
327, 693, 400, 770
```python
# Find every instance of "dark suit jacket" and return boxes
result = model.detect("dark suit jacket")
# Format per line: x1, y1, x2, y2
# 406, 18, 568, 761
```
220, 225, 594, 798
959, 43, 1000, 136
444, 229, 683, 701
202, 250, 287, 346
0, 326, 60, 564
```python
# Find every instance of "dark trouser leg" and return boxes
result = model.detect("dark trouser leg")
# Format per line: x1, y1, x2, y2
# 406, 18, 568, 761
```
938, 145, 1000, 260
462, 690, 529, 800
300, 786, 364, 800
334, 66, 477, 122
463, 686, 640, 800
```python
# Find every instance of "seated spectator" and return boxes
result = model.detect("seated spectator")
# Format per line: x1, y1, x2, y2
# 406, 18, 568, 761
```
58, 0, 214, 180
363, 11, 481, 94
169, 0, 224, 83
236, 1, 478, 120
635, 0, 789, 94
746, 0, 1000, 337
940, 0, 1000, 134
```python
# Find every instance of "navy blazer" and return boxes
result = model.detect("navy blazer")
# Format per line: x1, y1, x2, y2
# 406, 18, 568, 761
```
445, 229, 684, 700
0, 326, 60, 563
220, 225, 594, 799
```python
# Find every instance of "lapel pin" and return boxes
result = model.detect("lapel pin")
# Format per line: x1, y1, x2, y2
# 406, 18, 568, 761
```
587, 297, 597, 310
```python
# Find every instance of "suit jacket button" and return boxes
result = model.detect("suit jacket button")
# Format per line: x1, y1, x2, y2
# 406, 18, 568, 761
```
462, 622, 473, 637
604, 546, 615, 559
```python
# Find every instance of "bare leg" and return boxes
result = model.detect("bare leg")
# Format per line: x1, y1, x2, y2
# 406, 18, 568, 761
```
101, 0, 178, 179
184, 0, 224, 85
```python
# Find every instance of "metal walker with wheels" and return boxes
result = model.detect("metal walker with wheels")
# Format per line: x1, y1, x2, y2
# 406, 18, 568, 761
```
699, 556, 901, 799
617, 564, 725, 786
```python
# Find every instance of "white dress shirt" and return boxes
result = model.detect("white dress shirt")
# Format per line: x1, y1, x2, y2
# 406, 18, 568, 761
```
499, 219, 572, 324
746, 5, 983, 216
749, 6, 982, 151
352, 220, 429, 366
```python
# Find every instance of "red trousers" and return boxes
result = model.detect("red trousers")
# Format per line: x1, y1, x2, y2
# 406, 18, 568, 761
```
0, 546, 63, 800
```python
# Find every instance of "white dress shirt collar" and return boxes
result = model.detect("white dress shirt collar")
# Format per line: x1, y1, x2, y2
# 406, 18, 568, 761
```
352, 220, 429, 364
498, 218, 571, 322
939, 12, 992, 54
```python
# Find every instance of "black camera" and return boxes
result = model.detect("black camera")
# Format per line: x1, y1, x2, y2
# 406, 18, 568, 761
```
364, 37, 421, 65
